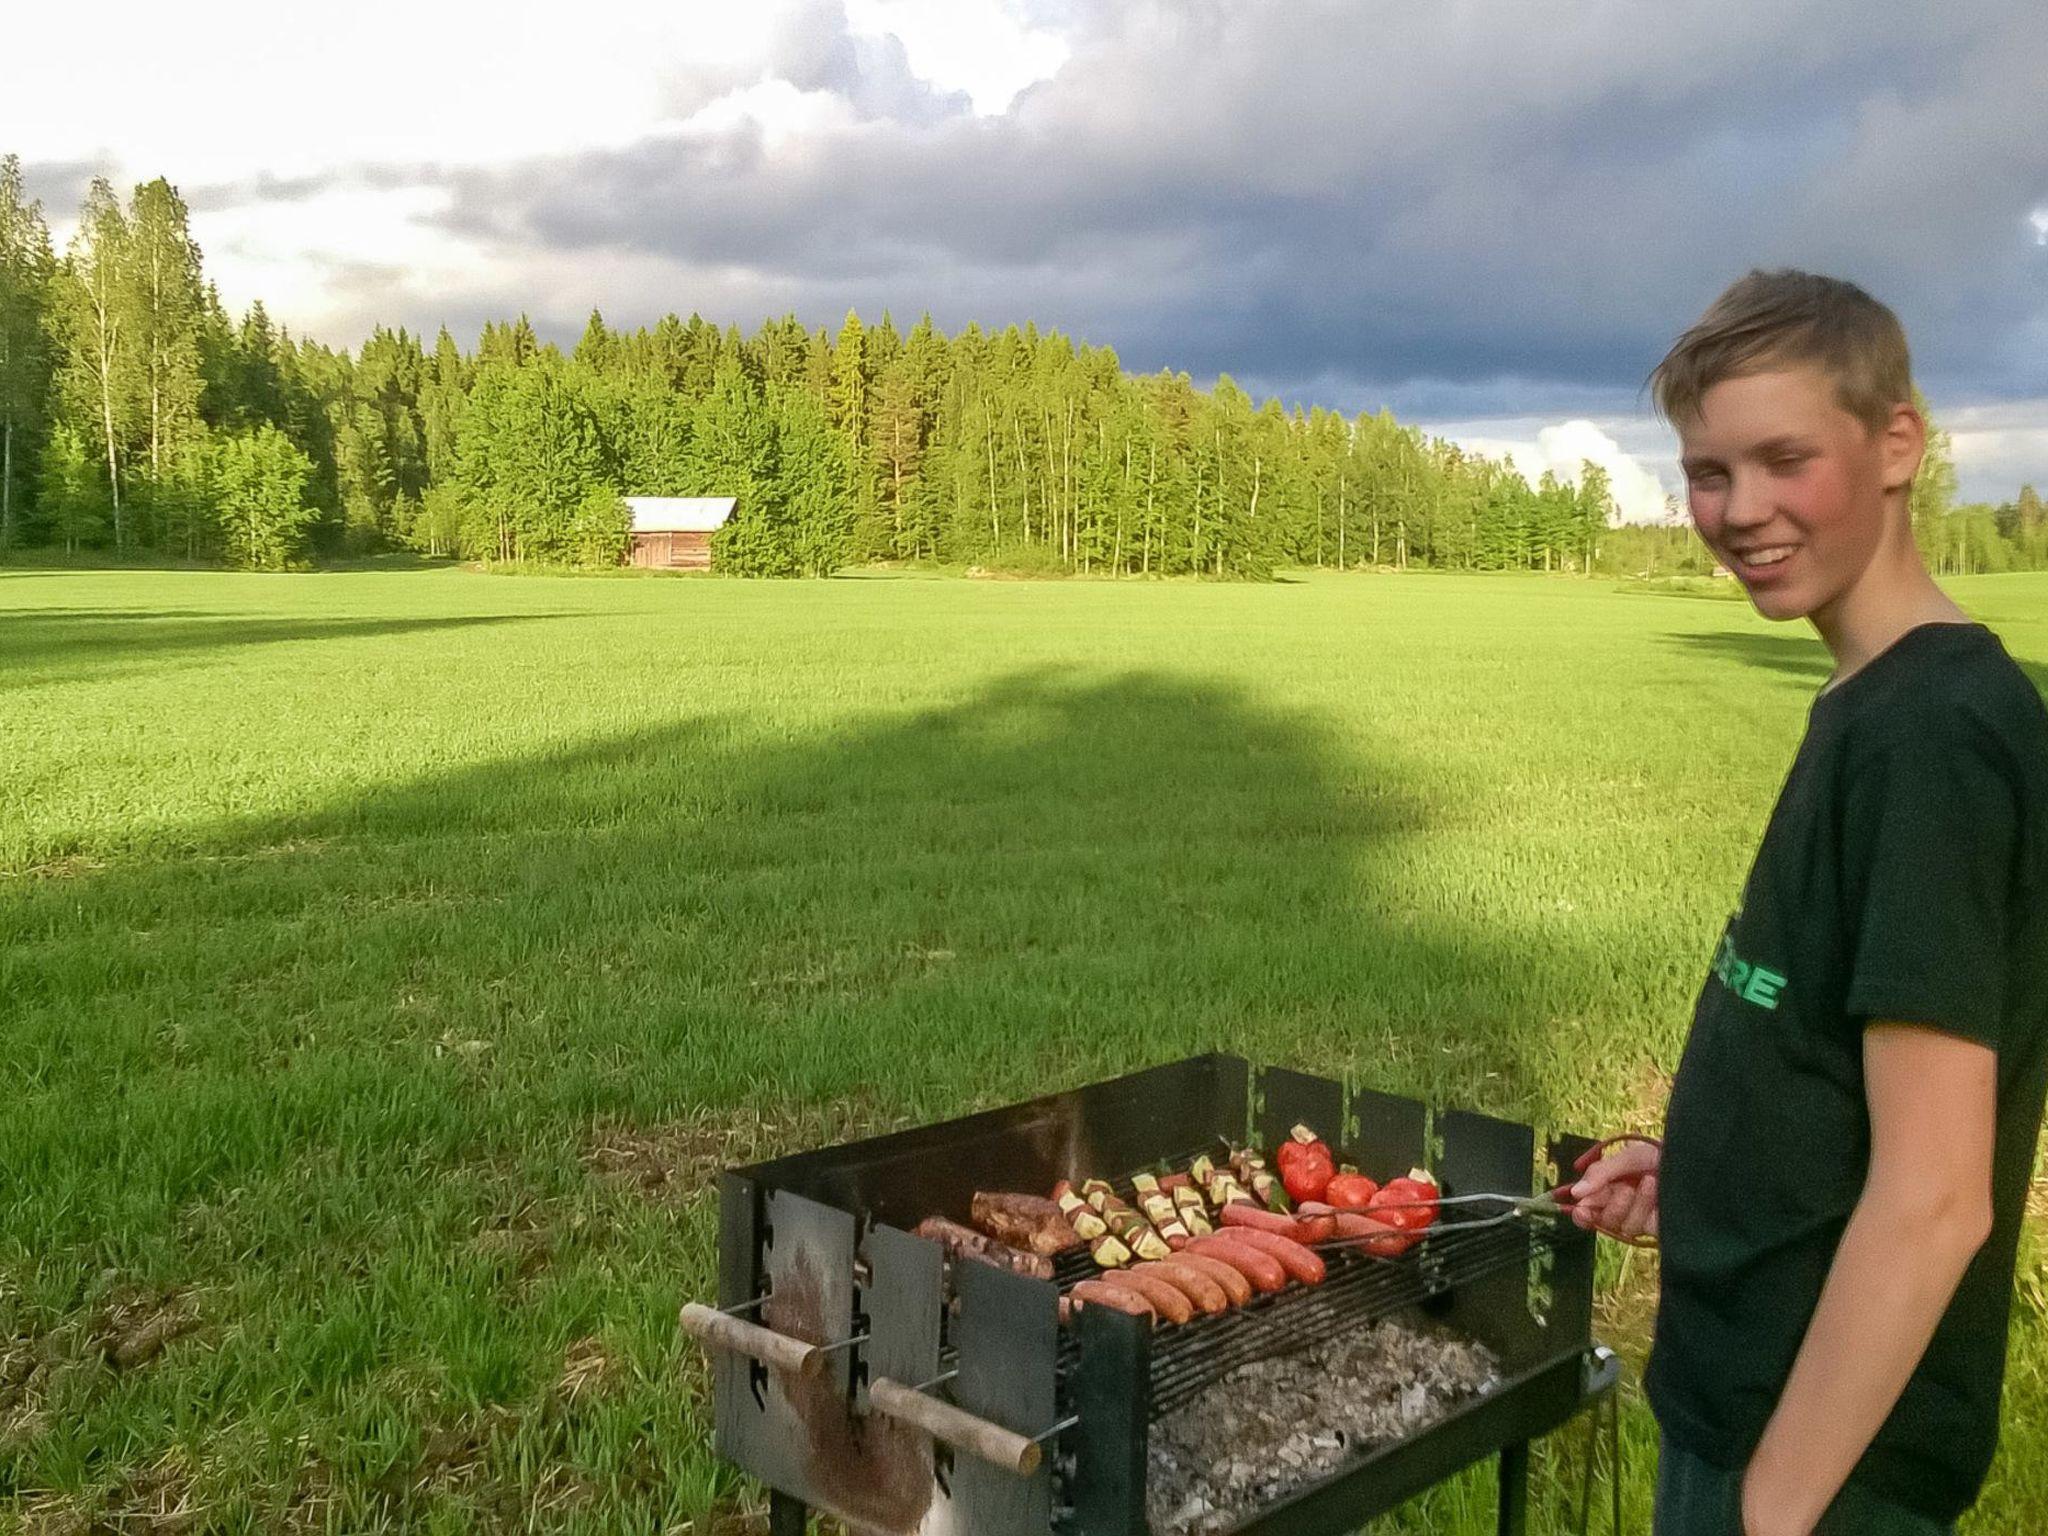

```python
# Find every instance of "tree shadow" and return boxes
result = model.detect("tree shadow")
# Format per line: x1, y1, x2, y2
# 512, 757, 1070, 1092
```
1664, 625, 2048, 701
2, 669, 1605, 1528
1661, 629, 1831, 684
1, 610, 579, 689
306, 554, 462, 574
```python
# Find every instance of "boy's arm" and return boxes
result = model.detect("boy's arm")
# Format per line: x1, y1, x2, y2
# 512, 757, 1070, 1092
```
1740, 1022, 1996, 1536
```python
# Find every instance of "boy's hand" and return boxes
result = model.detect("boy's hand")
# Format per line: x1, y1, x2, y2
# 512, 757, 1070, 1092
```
1566, 1139, 1661, 1242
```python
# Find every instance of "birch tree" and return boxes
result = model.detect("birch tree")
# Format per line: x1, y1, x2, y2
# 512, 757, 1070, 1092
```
56, 178, 137, 547
127, 178, 206, 491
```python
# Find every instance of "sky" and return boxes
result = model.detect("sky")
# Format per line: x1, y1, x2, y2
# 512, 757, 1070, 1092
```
8, 0, 2046, 518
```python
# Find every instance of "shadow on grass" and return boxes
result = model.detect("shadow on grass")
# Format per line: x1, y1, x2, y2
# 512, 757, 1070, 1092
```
1661, 628, 1832, 684
1665, 625, 2048, 701
2, 670, 1601, 1530
0, 551, 458, 575
0, 609, 578, 688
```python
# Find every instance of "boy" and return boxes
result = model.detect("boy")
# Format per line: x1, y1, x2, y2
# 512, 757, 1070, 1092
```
1569, 270, 2048, 1535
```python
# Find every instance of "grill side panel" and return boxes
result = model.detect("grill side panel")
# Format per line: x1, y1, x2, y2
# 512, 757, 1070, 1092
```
1251, 1064, 1342, 1156
1347, 1083, 1429, 1179
1071, 1304, 1150, 1536
951, 1261, 1060, 1535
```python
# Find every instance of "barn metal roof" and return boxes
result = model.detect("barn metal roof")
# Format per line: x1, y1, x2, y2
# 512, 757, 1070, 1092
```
627, 496, 737, 533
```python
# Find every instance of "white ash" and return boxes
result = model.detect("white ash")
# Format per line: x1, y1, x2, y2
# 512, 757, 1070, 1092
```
1146, 1318, 1502, 1534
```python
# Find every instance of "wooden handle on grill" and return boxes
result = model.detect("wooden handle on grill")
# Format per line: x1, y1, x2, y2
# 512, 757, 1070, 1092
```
678, 1302, 824, 1379
867, 1377, 1043, 1475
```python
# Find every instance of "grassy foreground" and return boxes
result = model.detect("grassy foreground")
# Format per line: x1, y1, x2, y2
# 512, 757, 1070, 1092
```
3, 566, 2045, 1534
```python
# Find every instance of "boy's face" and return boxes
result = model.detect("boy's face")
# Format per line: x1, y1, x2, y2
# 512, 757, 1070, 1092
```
1678, 365, 1920, 622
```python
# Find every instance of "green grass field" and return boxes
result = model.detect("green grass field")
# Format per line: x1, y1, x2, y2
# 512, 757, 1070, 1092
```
4, 565, 2046, 1534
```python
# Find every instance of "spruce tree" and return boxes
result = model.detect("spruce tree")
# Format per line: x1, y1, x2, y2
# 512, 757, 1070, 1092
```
0, 155, 56, 552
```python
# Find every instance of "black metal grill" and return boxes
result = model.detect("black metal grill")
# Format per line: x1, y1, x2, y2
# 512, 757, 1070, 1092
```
687, 1054, 1616, 1536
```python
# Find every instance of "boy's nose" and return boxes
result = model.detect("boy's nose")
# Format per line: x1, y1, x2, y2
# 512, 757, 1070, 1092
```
1722, 471, 1775, 529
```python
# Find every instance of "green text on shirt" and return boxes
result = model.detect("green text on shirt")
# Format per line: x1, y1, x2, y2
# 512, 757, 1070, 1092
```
1712, 931, 1788, 1010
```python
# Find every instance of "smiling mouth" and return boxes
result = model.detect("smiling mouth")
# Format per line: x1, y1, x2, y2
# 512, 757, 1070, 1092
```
1730, 545, 1797, 573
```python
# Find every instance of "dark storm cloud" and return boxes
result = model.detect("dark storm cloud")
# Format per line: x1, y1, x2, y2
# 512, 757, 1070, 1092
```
180, 162, 449, 214
427, 0, 2046, 417
18, 156, 112, 218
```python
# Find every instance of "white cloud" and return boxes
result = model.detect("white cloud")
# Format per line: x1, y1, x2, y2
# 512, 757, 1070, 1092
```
1428, 399, 2048, 522
1943, 399, 2048, 502
1425, 417, 1681, 525
8, 0, 1065, 336
0, 3, 778, 182
843, 0, 1069, 114
678, 79, 863, 149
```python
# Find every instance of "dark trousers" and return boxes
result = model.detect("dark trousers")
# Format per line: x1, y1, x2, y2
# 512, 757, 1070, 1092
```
1654, 1441, 1953, 1535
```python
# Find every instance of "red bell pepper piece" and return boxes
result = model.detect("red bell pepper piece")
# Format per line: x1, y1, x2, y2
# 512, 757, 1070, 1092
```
1367, 1172, 1440, 1231
1323, 1172, 1380, 1210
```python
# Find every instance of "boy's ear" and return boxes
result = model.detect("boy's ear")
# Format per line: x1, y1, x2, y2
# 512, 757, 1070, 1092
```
1878, 400, 1926, 493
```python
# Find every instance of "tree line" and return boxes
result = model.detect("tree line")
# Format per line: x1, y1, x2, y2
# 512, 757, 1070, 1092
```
1, 159, 2037, 577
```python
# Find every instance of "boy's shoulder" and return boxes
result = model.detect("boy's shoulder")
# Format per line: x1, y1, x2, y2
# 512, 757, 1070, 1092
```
1837, 623, 2047, 776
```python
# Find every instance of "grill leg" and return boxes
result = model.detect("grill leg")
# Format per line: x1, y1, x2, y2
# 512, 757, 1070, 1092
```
1497, 1440, 1530, 1536
769, 1491, 807, 1536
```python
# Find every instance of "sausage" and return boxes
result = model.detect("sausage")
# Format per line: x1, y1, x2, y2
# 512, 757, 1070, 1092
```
1185, 1234, 1287, 1293
1307, 1205, 1421, 1255
1170, 1250, 1254, 1307
1134, 1260, 1229, 1315
1063, 1279, 1154, 1324
1215, 1226, 1326, 1285
1325, 1209, 1401, 1240
1098, 1269, 1194, 1325
913, 1216, 1054, 1280
1351, 1218, 1422, 1257
1218, 1201, 1334, 1245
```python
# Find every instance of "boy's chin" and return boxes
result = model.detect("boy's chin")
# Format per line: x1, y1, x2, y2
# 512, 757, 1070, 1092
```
1736, 585, 1818, 622
1739, 579, 1819, 623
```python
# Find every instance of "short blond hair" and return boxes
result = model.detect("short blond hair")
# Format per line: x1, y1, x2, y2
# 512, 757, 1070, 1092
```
1650, 269, 1913, 434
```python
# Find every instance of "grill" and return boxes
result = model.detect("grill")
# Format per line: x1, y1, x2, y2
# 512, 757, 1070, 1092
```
684, 1054, 1619, 1536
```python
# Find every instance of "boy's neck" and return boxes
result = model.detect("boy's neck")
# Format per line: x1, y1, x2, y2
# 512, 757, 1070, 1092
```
1808, 530, 1969, 689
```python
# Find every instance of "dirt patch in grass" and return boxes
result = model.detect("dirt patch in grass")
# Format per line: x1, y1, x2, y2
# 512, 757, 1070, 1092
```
471, 1213, 554, 1288
95, 1288, 203, 1371
554, 1335, 615, 1403
582, 1095, 911, 1206
15, 1448, 203, 1536
3, 1285, 201, 1446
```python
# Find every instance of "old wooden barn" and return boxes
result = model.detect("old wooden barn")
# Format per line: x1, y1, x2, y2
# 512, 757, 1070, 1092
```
625, 497, 736, 570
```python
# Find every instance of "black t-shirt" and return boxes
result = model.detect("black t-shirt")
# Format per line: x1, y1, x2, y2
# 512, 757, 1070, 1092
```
1648, 621, 2048, 1523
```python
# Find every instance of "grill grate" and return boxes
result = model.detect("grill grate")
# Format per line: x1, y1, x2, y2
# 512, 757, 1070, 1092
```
1044, 1167, 1566, 1417
1145, 1219, 1559, 1414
